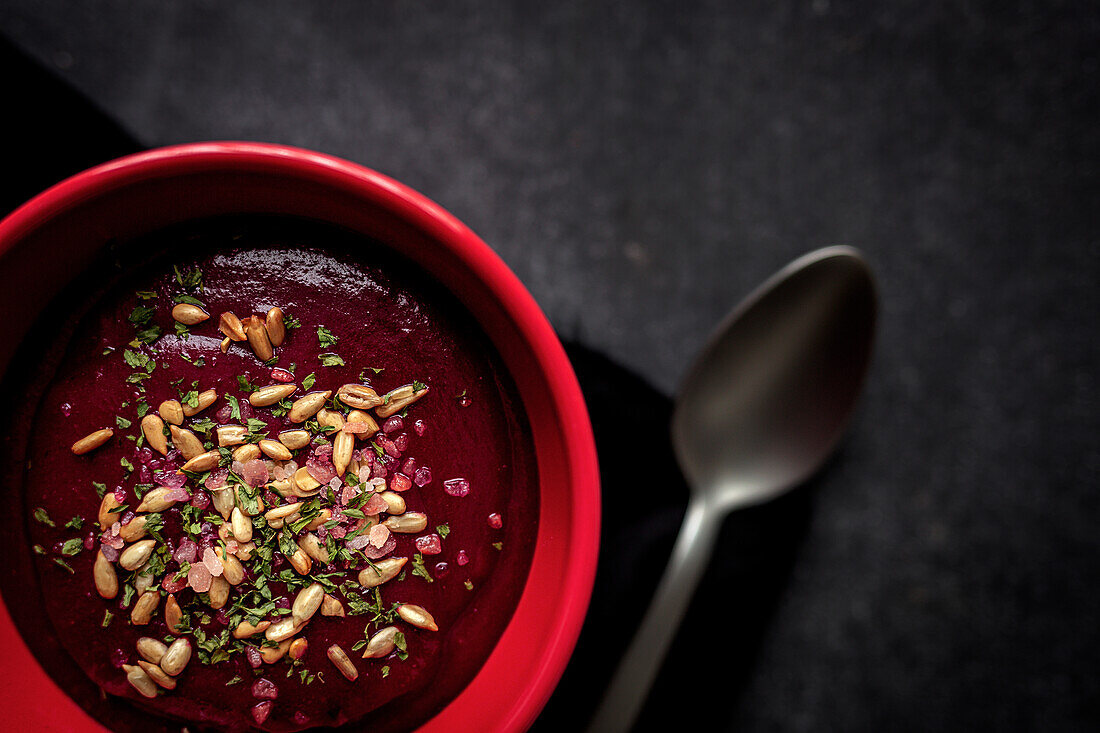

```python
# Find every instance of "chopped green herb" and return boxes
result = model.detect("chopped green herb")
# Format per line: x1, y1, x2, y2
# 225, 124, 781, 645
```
135, 401, 150, 417
102, 610, 115, 627
172, 294, 205, 306
116, 415, 132, 429
133, 325, 163, 344
464, 579, 474, 590
227, 394, 242, 421
120, 584, 136, 608
174, 264, 203, 291
436, 523, 450, 539
120, 456, 134, 473
33, 508, 55, 527
64, 515, 84, 530
492, 541, 503, 551
317, 326, 339, 349
60, 538, 84, 556
283, 313, 301, 330
225, 675, 242, 686
236, 374, 259, 393
128, 305, 156, 326
412, 380, 427, 392
33, 544, 46, 555
319, 353, 345, 367
92, 481, 107, 498
52, 558, 74, 574
175, 322, 191, 340
410, 553, 434, 583
135, 290, 158, 300
381, 665, 390, 678
301, 372, 316, 390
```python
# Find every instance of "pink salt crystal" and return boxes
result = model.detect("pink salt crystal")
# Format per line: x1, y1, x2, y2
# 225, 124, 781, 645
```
401, 457, 418, 475
394, 433, 409, 452
370, 460, 388, 479
165, 448, 182, 463
272, 463, 288, 481
110, 521, 121, 536
110, 648, 127, 667
60, 402, 72, 417
246, 646, 264, 669
202, 547, 224, 576
313, 443, 333, 460
242, 459, 269, 487
275, 596, 291, 610
357, 465, 372, 484
216, 404, 233, 424
270, 368, 294, 383
113, 488, 126, 502
187, 562, 212, 592
83, 533, 96, 551
231, 460, 246, 476
101, 533, 124, 551
164, 487, 191, 503
263, 489, 279, 507
138, 465, 152, 483
414, 419, 427, 436
190, 491, 210, 510
155, 471, 187, 489
174, 538, 198, 564
120, 511, 135, 527
415, 534, 442, 555
379, 436, 400, 457
456, 549, 469, 566
488, 512, 503, 529
414, 467, 434, 488
339, 484, 356, 506
362, 494, 388, 515
251, 695, 273, 726
306, 458, 337, 485
346, 534, 371, 551
205, 468, 228, 489
363, 535, 396, 559
390, 473, 412, 493
382, 416, 403, 434
225, 539, 239, 555
252, 678, 279, 700
238, 400, 254, 421
442, 477, 469, 497
99, 544, 120, 562
148, 457, 163, 471
434, 561, 450, 578
329, 525, 347, 539
369, 523, 391, 548
137, 447, 153, 463
342, 422, 372, 434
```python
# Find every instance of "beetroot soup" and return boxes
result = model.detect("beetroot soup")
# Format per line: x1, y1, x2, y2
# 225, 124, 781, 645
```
10, 217, 538, 731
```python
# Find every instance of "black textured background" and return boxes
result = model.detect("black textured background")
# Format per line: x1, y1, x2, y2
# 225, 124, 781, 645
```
1, 2, 1098, 731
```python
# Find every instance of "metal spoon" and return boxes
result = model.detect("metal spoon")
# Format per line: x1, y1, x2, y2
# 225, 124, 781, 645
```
588, 246, 877, 733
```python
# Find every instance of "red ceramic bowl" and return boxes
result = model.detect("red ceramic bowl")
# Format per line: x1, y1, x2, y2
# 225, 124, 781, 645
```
0, 142, 600, 731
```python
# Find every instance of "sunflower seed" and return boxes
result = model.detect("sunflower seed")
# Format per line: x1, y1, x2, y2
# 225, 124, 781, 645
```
278, 429, 310, 450
136, 637, 168, 665
93, 550, 118, 599
169, 425, 204, 460
320, 593, 345, 617
210, 487, 235, 520
266, 477, 296, 498
220, 553, 246, 585
98, 492, 121, 530
231, 443, 261, 462
332, 431, 353, 477
258, 438, 292, 461
326, 644, 358, 681
292, 583, 325, 625
218, 311, 246, 341
265, 307, 286, 347
182, 388, 217, 417
216, 424, 247, 447
123, 664, 158, 698
171, 303, 209, 325
138, 660, 176, 690
234, 484, 266, 515
165, 594, 183, 635
305, 508, 332, 531
220, 336, 231, 353
288, 637, 308, 660
357, 557, 407, 588
265, 616, 303, 643
246, 317, 274, 361
316, 408, 345, 431
336, 384, 382, 410
137, 486, 184, 513
293, 467, 321, 495
288, 391, 331, 423
230, 507, 253, 543
261, 638, 291, 664
158, 399, 184, 426
375, 383, 429, 418
396, 603, 439, 631
180, 449, 219, 472
362, 626, 400, 659
346, 409, 380, 436
130, 591, 159, 625
208, 575, 229, 609
72, 428, 113, 455
119, 539, 157, 571
379, 491, 406, 515
141, 414, 168, 455
232, 619, 270, 639
118, 515, 148, 542
298, 532, 329, 564
263, 503, 302, 523
248, 383, 297, 407
235, 541, 256, 561
287, 547, 312, 575
382, 512, 428, 534
160, 637, 192, 676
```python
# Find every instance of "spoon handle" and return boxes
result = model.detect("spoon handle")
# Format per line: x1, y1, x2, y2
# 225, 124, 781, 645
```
587, 498, 723, 733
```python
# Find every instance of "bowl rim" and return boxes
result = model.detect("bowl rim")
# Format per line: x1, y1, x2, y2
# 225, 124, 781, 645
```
0, 142, 600, 731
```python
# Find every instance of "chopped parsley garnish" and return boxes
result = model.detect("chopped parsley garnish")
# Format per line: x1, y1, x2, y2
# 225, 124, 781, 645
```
64, 515, 84, 530
319, 353, 345, 367
412, 380, 427, 392
236, 374, 259, 393
317, 326, 339, 349
52, 558, 74, 574
174, 264, 203, 291
135, 290, 158, 300
410, 553, 434, 583
226, 394, 242, 421
116, 415, 132, 429
175, 322, 191, 340
120, 456, 134, 473
128, 305, 156, 326
92, 481, 107, 498
32, 545, 46, 555
135, 401, 150, 417
33, 508, 55, 527
492, 541, 504, 551
436, 523, 450, 539
464, 579, 474, 590
173, 294, 204, 306
301, 372, 316, 390
225, 675, 242, 686
102, 610, 114, 627
133, 325, 163, 344
60, 538, 84, 556
283, 313, 301, 330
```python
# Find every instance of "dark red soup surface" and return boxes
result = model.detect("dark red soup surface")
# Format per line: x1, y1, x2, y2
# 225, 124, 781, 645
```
5, 217, 538, 731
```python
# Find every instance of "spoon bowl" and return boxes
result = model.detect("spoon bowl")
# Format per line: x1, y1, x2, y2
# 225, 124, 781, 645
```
589, 246, 876, 732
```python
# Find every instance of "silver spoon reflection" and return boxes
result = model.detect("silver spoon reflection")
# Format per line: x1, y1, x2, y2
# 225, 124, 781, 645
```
588, 246, 876, 732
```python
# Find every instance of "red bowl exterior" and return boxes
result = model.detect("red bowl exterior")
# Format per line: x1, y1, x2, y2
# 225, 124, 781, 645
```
0, 143, 600, 731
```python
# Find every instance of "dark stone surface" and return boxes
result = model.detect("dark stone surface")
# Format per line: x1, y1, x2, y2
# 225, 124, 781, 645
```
1, 1, 1098, 730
